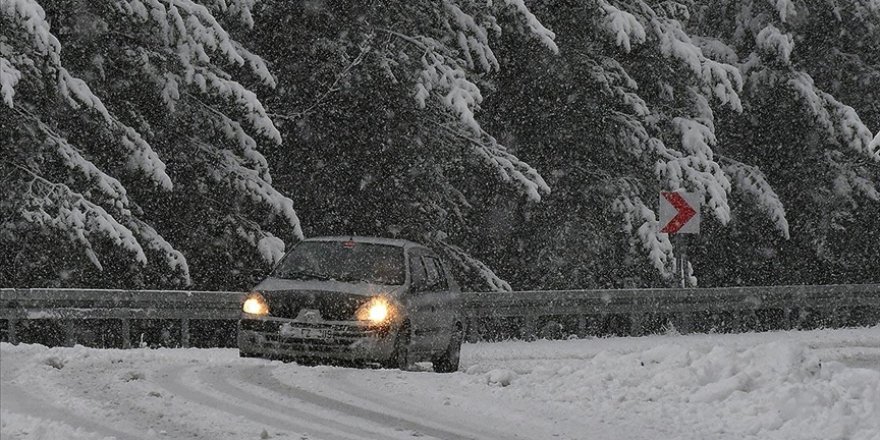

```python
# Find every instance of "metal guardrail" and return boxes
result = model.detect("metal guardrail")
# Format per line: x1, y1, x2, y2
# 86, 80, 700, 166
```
0, 288, 243, 348
462, 284, 880, 340
1, 284, 878, 347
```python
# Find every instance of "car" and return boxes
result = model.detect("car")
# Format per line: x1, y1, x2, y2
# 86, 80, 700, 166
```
238, 236, 464, 372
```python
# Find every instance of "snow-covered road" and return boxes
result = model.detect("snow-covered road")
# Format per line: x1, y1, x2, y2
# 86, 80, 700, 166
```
2, 327, 879, 440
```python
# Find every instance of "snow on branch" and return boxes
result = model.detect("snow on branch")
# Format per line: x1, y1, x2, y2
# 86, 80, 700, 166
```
755, 24, 794, 64
200, 103, 272, 181
3, 0, 288, 283
115, 0, 276, 87
117, 125, 174, 190
771, 0, 798, 23
653, 117, 732, 225
443, 0, 501, 73
230, 217, 286, 265
439, 123, 550, 202
647, 10, 743, 111
436, 241, 512, 292
474, 139, 551, 202
587, 57, 649, 116
184, 67, 281, 143
127, 218, 191, 284
721, 158, 790, 238
787, 72, 879, 161
597, 0, 646, 53
415, 49, 485, 135
0, 57, 21, 107
13, 165, 148, 271
199, 142, 303, 240
502, 0, 559, 53
613, 195, 674, 273
3, 3, 174, 190
0, 0, 62, 64
18, 109, 136, 216
200, 0, 258, 28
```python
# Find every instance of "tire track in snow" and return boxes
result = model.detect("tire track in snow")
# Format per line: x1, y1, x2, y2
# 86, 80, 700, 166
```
324, 368, 573, 440
4, 353, 233, 440
231, 365, 488, 440
807, 333, 880, 370
154, 363, 369, 440
0, 382, 144, 440
197, 364, 435, 440
811, 346, 880, 370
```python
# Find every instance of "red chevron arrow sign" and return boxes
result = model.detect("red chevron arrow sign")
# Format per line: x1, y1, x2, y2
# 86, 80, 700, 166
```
659, 191, 701, 234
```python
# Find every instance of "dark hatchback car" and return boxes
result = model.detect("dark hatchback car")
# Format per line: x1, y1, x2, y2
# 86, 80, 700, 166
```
238, 236, 463, 372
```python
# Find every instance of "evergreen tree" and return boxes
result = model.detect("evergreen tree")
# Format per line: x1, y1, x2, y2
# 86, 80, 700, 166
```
685, 0, 880, 285
483, 0, 754, 287
240, 0, 559, 290
0, 0, 300, 288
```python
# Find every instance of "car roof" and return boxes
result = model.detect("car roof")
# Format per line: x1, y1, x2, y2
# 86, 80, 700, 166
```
303, 236, 429, 251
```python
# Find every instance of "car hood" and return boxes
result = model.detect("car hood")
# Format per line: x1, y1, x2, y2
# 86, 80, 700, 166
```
252, 277, 404, 321
253, 277, 404, 297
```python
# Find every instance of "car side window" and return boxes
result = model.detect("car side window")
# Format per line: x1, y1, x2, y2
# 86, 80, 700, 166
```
409, 253, 429, 292
434, 259, 449, 290
423, 257, 447, 290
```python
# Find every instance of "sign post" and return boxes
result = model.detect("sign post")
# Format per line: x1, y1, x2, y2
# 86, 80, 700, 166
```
659, 191, 701, 288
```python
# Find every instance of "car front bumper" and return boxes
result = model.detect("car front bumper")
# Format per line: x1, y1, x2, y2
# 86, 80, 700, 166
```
238, 318, 397, 362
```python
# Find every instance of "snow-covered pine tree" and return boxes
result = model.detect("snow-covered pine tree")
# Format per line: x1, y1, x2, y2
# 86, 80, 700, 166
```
241, 0, 559, 291
685, 0, 880, 281
0, 0, 300, 288
482, 0, 758, 286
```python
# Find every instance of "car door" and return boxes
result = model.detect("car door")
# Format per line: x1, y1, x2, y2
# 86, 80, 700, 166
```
420, 255, 455, 347
427, 256, 459, 343
403, 250, 443, 352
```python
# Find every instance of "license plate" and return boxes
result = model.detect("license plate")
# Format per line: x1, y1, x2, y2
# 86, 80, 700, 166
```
279, 324, 330, 340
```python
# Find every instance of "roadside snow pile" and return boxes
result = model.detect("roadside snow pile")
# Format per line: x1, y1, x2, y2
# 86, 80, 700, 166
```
0, 412, 108, 440
2, 328, 878, 440
464, 334, 880, 440
484, 368, 517, 387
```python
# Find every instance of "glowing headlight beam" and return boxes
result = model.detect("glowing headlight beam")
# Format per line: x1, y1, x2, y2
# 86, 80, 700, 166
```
367, 302, 389, 322
357, 296, 394, 323
242, 292, 269, 316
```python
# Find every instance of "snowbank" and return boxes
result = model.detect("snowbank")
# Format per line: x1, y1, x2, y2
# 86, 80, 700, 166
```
1, 327, 878, 440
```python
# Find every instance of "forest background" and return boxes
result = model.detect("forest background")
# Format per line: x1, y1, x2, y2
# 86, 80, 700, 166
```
2, 0, 878, 292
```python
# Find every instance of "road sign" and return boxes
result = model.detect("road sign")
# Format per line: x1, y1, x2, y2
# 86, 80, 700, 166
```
659, 191, 701, 234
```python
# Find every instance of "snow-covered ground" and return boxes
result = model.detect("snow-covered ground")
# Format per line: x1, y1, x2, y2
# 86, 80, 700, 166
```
2, 327, 879, 440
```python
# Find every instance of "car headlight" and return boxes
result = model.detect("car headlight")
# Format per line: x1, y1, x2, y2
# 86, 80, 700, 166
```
356, 296, 394, 324
242, 291, 269, 316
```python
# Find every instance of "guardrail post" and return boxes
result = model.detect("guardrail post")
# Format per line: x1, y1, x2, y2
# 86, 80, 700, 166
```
830, 307, 848, 328
630, 313, 644, 336
8, 319, 17, 345
64, 320, 76, 347
121, 319, 131, 349
782, 308, 794, 330
181, 318, 190, 348
676, 313, 693, 334
523, 316, 537, 340
465, 317, 479, 343
576, 315, 587, 338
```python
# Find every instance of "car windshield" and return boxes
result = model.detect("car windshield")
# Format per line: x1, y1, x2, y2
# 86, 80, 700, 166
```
272, 241, 405, 285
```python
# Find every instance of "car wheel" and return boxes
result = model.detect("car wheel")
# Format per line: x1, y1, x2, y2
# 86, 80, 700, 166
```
433, 324, 462, 373
383, 323, 411, 370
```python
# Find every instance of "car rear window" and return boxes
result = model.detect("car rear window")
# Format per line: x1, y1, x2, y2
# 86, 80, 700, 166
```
272, 241, 405, 285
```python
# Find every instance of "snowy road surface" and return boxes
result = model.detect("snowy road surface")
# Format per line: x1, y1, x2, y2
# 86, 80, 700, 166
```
2, 327, 879, 440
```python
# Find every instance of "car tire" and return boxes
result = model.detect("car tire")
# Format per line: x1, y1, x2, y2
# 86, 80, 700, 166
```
383, 323, 411, 370
433, 324, 462, 373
